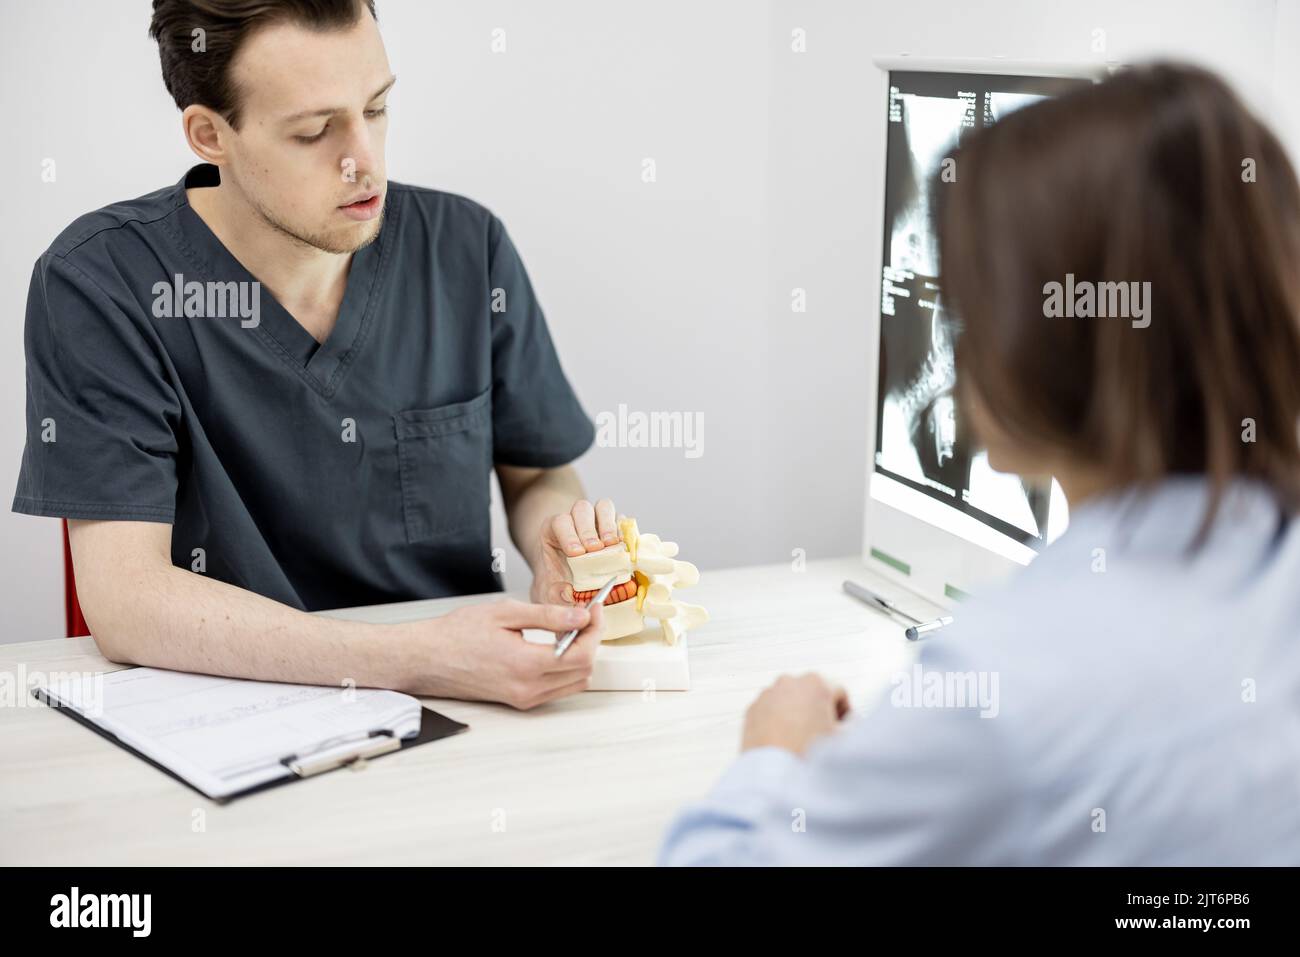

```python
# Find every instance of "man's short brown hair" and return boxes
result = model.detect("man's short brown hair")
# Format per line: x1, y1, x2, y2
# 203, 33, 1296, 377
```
935, 62, 1300, 543
148, 0, 378, 128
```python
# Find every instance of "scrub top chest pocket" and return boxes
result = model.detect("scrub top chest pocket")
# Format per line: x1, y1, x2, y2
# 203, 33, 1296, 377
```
394, 388, 493, 543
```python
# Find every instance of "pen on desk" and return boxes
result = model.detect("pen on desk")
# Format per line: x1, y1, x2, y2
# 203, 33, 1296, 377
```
842, 579, 923, 625
905, 616, 954, 641
554, 574, 618, 658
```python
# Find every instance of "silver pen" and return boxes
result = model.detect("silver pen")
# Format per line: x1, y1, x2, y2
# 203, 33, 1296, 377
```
905, 616, 954, 641
554, 574, 618, 658
844, 579, 954, 641
842, 579, 923, 625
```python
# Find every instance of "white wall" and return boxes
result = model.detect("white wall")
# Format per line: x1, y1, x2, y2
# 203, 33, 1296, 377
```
380, 0, 778, 594
2, 0, 1296, 640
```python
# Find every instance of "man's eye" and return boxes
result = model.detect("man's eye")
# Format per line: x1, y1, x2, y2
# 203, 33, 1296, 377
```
294, 107, 384, 143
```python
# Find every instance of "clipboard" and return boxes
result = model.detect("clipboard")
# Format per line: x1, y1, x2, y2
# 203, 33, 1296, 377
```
31, 685, 469, 804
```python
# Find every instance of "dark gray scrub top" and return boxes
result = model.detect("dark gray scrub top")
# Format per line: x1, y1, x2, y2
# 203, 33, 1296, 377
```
14, 163, 594, 610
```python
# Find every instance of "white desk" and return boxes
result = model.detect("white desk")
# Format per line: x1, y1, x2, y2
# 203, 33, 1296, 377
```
0, 557, 940, 866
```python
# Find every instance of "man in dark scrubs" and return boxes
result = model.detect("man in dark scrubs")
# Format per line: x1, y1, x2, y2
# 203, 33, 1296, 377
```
13, 0, 618, 709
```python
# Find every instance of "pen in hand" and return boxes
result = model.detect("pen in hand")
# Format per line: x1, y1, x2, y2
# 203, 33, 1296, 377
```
554, 574, 618, 658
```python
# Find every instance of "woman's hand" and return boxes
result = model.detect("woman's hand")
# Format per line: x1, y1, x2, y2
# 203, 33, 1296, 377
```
741, 674, 851, 755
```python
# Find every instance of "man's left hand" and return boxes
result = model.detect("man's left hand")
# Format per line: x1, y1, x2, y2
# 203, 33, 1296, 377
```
530, 498, 621, 604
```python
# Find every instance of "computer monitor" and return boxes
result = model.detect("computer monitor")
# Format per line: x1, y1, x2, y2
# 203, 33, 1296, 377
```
865, 60, 1099, 607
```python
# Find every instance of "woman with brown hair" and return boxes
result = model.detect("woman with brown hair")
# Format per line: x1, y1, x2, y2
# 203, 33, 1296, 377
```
661, 63, 1300, 865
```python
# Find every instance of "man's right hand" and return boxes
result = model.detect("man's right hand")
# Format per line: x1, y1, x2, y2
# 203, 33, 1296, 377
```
401, 599, 606, 709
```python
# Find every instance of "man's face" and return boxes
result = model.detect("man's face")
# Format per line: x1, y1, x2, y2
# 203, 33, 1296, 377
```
220, 11, 392, 254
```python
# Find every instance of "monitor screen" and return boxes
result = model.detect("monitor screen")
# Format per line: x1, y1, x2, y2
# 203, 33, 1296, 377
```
874, 70, 1088, 562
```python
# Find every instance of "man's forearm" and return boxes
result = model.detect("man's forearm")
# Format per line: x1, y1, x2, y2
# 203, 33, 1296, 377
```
66, 519, 603, 709
80, 555, 416, 691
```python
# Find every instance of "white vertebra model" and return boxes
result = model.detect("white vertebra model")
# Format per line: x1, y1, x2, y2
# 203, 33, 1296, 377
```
566, 517, 709, 645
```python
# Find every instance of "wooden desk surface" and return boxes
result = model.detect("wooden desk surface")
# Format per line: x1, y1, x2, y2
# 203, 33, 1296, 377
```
0, 557, 938, 865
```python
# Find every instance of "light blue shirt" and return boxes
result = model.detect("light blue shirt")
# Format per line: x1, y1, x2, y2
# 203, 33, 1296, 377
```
659, 477, 1300, 865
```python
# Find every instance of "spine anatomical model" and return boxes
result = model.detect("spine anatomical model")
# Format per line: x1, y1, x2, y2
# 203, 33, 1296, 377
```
566, 517, 709, 645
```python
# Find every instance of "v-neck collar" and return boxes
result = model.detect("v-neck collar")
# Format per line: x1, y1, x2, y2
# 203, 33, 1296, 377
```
169, 163, 395, 398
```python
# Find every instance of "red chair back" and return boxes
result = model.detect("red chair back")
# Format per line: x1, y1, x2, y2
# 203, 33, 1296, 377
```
63, 519, 90, 638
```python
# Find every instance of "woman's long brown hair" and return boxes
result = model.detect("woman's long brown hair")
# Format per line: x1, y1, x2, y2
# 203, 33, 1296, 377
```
935, 62, 1300, 546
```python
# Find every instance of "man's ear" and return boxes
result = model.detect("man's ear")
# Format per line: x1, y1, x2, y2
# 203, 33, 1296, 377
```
182, 104, 230, 166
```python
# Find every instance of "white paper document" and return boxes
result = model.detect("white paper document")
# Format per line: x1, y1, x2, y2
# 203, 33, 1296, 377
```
39, 668, 423, 799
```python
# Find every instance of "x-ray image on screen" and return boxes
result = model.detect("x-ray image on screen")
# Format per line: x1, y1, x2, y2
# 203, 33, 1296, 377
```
876, 71, 1086, 548
987, 90, 1048, 123
886, 93, 972, 276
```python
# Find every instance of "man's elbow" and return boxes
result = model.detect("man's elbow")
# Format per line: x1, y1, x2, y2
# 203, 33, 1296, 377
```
90, 629, 136, 665
78, 599, 138, 664
73, 566, 153, 664
66, 522, 172, 663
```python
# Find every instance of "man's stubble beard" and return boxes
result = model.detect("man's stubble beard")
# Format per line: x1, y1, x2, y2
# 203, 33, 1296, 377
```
250, 190, 384, 255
